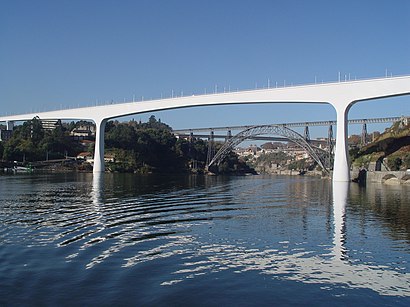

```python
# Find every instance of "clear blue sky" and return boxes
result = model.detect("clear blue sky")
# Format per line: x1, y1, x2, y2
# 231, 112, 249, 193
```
1, 0, 409, 137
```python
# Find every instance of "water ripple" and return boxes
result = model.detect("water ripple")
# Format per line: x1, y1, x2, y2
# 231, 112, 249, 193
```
1, 173, 410, 300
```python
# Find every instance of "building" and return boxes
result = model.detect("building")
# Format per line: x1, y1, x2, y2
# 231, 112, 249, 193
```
0, 129, 12, 142
70, 123, 96, 140
40, 119, 62, 131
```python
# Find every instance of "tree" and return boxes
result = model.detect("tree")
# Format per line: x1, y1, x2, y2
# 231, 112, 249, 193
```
142, 115, 171, 131
105, 123, 137, 150
348, 134, 361, 146
2, 118, 80, 162
387, 157, 402, 171
2, 120, 42, 161
288, 158, 309, 171
31, 117, 45, 144
0, 141, 4, 159
39, 124, 77, 159
404, 154, 410, 169
2, 117, 252, 174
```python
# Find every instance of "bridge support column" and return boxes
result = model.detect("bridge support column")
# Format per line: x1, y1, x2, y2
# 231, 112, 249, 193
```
361, 122, 368, 145
327, 123, 334, 152
226, 130, 232, 142
206, 131, 215, 166
333, 104, 350, 182
93, 119, 107, 173
303, 125, 310, 141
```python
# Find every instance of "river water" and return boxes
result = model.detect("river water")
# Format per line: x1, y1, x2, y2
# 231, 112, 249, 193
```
0, 173, 409, 306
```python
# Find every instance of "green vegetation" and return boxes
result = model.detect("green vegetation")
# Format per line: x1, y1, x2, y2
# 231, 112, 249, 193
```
254, 152, 289, 167
248, 148, 321, 173
0, 115, 253, 174
208, 150, 256, 175
3, 116, 407, 174
248, 151, 291, 172
350, 120, 410, 170
288, 158, 310, 171
104, 116, 186, 173
2, 117, 81, 162
0, 141, 4, 159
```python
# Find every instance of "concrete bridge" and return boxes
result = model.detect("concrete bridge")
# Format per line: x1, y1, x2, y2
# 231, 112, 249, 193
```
1, 75, 410, 182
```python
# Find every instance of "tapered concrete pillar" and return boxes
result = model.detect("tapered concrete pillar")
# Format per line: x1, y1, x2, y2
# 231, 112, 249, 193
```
332, 103, 351, 182
93, 119, 107, 173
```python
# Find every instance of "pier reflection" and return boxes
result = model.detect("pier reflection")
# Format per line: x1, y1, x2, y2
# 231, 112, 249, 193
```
332, 182, 348, 261
92, 172, 104, 206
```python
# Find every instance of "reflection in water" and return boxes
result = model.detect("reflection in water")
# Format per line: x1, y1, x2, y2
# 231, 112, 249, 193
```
92, 173, 104, 206
332, 182, 348, 261
145, 181, 410, 296
1, 173, 410, 301
349, 183, 410, 243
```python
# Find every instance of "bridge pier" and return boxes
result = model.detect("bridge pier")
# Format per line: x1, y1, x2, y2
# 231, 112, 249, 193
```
361, 121, 368, 145
303, 125, 310, 141
327, 123, 334, 168
93, 119, 107, 173
206, 131, 215, 167
226, 130, 232, 141
332, 103, 351, 182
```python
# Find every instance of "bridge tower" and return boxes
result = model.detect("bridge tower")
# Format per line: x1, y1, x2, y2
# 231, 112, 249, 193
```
327, 123, 334, 152
327, 123, 334, 169
304, 125, 310, 141
361, 121, 368, 146
226, 130, 232, 142
206, 130, 216, 167
188, 131, 194, 157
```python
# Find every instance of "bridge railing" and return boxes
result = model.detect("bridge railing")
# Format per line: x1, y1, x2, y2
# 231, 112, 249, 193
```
1, 74, 408, 117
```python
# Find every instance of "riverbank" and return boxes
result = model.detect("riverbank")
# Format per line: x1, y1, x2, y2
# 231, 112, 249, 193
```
0, 158, 257, 176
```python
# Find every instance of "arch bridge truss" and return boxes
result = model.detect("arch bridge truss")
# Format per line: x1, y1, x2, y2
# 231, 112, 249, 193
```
207, 125, 333, 174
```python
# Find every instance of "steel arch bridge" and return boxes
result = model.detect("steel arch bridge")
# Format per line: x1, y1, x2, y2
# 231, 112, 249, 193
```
207, 125, 333, 173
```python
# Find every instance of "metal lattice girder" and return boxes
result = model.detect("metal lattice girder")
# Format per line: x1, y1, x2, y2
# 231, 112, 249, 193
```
207, 125, 331, 173
173, 117, 409, 134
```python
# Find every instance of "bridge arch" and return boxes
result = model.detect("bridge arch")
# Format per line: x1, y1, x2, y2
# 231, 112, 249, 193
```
207, 125, 331, 173
401, 174, 410, 183
382, 174, 399, 183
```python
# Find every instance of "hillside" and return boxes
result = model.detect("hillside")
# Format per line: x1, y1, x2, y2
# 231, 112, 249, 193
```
351, 119, 410, 171
0, 116, 254, 174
